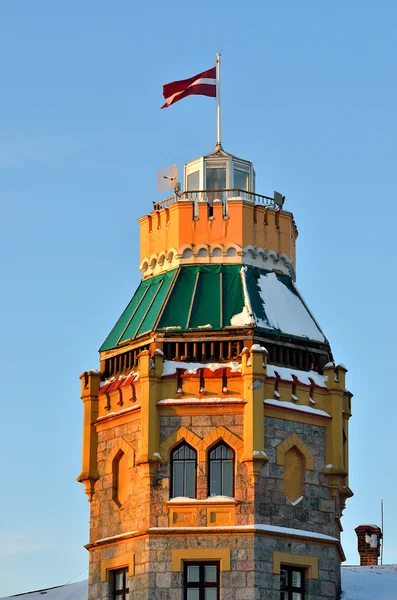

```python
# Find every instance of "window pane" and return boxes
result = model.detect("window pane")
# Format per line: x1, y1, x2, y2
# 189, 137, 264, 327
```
292, 594, 302, 600
280, 570, 288, 590
187, 589, 200, 600
222, 460, 233, 497
292, 571, 302, 587
173, 461, 184, 497
185, 461, 196, 498
205, 589, 217, 600
210, 461, 221, 496
280, 594, 288, 600
234, 169, 248, 191
206, 167, 226, 191
187, 171, 200, 191
187, 566, 200, 582
205, 566, 217, 583
114, 572, 124, 591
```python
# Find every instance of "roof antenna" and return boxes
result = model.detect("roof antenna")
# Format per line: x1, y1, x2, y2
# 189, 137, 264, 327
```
156, 164, 180, 195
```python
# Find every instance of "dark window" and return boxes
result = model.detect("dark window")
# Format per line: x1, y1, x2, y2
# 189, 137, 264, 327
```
184, 562, 219, 600
280, 566, 305, 600
208, 442, 234, 497
171, 442, 197, 498
112, 568, 129, 600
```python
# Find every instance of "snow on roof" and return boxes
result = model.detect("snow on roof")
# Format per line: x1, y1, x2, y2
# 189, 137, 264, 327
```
266, 364, 327, 388
341, 565, 397, 599
162, 360, 328, 389
255, 271, 325, 342
96, 404, 141, 421
264, 399, 331, 418
162, 360, 242, 377
148, 523, 338, 542
0, 580, 88, 600
167, 496, 236, 504
157, 398, 245, 406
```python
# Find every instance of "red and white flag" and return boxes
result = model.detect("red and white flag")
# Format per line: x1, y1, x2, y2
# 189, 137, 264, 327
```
161, 66, 216, 109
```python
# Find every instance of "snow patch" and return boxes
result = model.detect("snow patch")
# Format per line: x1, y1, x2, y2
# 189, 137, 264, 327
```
266, 364, 327, 388
264, 399, 331, 418
96, 405, 141, 421
149, 524, 338, 542
196, 324, 212, 329
157, 397, 245, 406
365, 533, 378, 549
288, 496, 304, 506
255, 272, 325, 342
162, 360, 242, 377
230, 305, 254, 327
230, 266, 255, 326
168, 496, 236, 504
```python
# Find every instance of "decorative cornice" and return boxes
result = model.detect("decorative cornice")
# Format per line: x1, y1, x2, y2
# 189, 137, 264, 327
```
140, 244, 296, 280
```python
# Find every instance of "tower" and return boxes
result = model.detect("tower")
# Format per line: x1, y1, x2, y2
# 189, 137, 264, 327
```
78, 145, 353, 600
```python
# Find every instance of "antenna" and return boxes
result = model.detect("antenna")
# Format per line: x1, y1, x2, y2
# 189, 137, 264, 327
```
381, 499, 384, 565
157, 164, 180, 194
274, 190, 285, 207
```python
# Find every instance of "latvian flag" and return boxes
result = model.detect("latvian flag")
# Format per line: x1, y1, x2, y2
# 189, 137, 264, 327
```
161, 66, 216, 109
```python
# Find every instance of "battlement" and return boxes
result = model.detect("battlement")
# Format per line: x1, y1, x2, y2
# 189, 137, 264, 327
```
139, 195, 298, 279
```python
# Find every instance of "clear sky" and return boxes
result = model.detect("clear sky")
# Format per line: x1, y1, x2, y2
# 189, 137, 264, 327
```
1, 1, 396, 596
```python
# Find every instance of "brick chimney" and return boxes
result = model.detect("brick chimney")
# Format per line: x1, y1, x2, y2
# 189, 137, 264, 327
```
355, 524, 382, 566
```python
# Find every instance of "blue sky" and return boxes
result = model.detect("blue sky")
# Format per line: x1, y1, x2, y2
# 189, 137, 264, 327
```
1, 0, 396, 596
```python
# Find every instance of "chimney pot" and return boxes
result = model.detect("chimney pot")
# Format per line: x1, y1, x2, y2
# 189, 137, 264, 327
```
355, 524, 382, 566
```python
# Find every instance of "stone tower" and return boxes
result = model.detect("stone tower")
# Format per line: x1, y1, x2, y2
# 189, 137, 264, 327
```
78, 146, 353, 600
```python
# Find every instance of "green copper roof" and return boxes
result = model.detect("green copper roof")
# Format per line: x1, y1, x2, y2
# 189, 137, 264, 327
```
100, 265, 326, 352
100, 269, 177, 351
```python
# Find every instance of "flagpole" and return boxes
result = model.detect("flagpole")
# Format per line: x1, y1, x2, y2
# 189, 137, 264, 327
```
216, 53, 221, 149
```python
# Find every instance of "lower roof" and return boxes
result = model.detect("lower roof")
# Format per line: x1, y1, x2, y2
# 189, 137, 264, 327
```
100, 265, 326, 352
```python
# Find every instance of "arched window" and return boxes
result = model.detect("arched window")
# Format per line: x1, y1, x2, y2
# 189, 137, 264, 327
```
208, 442, 234, 497
171, 442, 197, 499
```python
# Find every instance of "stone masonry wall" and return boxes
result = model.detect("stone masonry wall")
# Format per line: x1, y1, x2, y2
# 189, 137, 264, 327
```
90, 418, 144, 543
258, 417, 337, 538
89, 533, 341, 600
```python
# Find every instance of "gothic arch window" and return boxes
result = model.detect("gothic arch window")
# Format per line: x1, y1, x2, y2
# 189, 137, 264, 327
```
208, 442, 234, 498
171, 442, 197, 499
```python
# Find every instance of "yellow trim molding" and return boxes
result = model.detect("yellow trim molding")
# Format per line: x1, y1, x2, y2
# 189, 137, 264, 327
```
105, 437, 134, 474
101, 554, 135, 582
276, 433, 314, 470
272, 552, 318, 579
172, 549, 231, 572
159, 426, 202, 463
199, 426, 244, 462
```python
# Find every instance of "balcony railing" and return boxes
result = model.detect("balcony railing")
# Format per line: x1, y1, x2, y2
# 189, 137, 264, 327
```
153, 189, 281, 211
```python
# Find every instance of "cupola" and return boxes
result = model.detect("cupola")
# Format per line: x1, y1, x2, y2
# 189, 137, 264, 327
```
184, 146, 255, 195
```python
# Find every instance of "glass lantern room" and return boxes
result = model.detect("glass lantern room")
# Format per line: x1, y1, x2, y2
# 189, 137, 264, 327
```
184, 147, 255, 195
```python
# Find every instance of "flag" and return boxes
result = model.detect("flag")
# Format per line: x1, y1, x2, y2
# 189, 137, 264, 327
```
161, 66, 216, 109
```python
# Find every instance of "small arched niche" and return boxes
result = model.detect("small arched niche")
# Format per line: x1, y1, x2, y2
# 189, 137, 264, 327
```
283, 446, 304, 503
182, 248, 194, 259
112, 449, 129, 506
